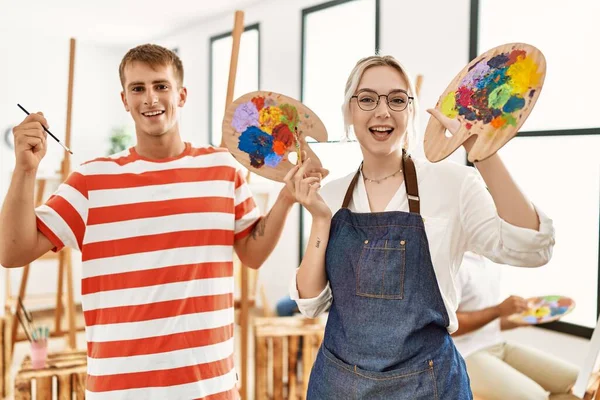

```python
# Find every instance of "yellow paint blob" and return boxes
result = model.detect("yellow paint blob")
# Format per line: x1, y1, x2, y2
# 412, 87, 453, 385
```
507, 56, 541, 96
441, 92, 458, 118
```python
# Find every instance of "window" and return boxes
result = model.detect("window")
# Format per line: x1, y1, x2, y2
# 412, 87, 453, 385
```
209, 25, 260, 146
472, 0, 600, 336
300, 0, 379, 258
302, 0, 379, 142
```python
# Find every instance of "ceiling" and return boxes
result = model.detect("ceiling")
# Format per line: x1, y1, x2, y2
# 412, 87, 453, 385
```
2, 0, 265, 45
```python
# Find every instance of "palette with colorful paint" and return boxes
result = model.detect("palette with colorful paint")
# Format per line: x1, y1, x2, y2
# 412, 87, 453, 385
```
424, 43, 546, 163
508, 295, 575, 325
222, 91, 328, 182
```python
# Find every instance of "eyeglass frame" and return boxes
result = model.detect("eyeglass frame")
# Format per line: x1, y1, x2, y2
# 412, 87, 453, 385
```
351, 89, 414, 112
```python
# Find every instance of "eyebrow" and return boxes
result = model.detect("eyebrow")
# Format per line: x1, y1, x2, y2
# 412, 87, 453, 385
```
357, 87, 409, 93
127, 80, 170, 89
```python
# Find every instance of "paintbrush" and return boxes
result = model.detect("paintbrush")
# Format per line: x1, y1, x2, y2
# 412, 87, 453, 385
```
294, 129, 302, 166
16, 311, 33, 343
17, 104, 73, 155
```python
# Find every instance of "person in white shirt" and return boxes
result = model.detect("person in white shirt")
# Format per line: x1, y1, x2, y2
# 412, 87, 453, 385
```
283, 54, 555, 399
453, 252, 579, 400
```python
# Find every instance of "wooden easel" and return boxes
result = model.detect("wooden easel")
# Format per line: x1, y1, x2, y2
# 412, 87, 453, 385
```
415, 74, 423, 98
5, 38, 78, 359
218, 10, 255, 400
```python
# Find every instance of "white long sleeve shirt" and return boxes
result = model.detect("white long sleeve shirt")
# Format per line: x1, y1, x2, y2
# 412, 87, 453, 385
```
452, 252, 504, 357
290, 157, 555, 333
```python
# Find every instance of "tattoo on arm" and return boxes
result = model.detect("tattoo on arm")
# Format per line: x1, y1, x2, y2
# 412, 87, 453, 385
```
316, 237, 321, 248
250, 212, 269, 240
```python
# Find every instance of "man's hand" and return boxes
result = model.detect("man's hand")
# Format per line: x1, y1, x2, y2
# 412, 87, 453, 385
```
13, 112, 49, 173
497, 295, 528, 317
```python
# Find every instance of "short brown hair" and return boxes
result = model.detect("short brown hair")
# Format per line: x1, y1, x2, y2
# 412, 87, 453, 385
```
119, 44, 184, 88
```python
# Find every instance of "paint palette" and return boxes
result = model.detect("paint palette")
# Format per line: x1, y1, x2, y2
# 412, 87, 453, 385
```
508, 295, 575, 325
222, 91, 328, 182
424, 43, 546, 163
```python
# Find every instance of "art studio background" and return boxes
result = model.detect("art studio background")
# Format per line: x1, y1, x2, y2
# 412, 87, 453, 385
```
0, 0, 599, 398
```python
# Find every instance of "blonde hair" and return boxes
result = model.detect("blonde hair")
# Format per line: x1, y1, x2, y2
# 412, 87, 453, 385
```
342, 55, 419, 152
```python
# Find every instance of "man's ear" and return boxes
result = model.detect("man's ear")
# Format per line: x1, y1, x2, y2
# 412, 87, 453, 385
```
121, 91, 130, 112
178, 87, 188, 107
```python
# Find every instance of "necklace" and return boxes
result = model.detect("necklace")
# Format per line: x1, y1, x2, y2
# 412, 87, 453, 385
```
360, 163, 403, 184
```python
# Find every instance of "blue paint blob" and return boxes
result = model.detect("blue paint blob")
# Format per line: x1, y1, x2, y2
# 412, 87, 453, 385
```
475, 67, 508, 91
487, 54, 509, 68
458, 106, 477, 121
264, 153, 283, 167
502, 96, 525, 113
238, 126, 273, 169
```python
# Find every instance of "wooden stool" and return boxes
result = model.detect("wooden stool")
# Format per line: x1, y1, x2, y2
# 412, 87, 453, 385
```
14, 349, 87, 400
254, 316, 325, 400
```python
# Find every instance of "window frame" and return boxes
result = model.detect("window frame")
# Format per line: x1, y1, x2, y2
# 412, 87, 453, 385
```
470, 0, 600, 339
298, 0, 380, 262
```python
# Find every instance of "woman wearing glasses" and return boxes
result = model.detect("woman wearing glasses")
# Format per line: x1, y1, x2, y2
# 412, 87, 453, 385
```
284, 55, 554, 399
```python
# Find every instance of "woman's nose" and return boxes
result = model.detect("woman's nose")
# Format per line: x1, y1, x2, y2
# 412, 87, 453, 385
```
374, 96, 390, 118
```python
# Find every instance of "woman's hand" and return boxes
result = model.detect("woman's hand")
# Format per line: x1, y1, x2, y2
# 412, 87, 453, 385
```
283, 158, 332, 221
427, 108, 476, 153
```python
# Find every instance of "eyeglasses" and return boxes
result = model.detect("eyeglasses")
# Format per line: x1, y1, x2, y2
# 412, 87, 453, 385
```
351, 89, 414, 112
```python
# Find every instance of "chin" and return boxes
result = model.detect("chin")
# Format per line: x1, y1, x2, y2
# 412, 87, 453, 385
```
368, 146, 400, 158
359, 139, 402, 157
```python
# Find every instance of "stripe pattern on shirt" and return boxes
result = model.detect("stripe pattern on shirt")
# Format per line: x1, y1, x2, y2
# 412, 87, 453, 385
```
35, 144, 259, 399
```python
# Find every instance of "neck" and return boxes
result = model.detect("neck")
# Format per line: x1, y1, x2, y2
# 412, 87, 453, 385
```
361, 149, 403, 180
134, 129, 186, 160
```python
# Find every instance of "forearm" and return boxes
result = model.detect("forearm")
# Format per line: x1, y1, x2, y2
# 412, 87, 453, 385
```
237, 191, 294, 269
453, 306, 500, 336
296, 218, 330, 298
474, 153, 539, 230
0, 169, 39, 266
500, 317, 523, 330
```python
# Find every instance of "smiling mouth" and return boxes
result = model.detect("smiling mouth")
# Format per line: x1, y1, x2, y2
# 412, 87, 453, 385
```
142, 110, 165, 117
369, 126, 394, 140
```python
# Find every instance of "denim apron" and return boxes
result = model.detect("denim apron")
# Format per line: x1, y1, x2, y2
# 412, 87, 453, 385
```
307, 152, 472, 399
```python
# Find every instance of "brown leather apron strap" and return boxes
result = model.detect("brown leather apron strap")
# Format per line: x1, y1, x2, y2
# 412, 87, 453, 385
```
402, 149, 420, 214
341, 168, 361, 209
341, 150, 420, 213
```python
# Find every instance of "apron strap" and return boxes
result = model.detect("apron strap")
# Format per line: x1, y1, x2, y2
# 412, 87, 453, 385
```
341, 168, 361, 209
402, 149, 420, 214
341, 150, 420, 214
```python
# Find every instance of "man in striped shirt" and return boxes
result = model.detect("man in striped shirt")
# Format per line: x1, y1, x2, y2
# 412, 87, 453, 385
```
0, 44, 326, 399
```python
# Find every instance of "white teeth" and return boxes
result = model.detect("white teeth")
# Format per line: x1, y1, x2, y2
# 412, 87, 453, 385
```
371, 127, 392, 132
143, 110, 163, 116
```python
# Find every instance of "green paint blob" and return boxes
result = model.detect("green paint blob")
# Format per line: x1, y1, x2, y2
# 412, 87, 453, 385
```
279, 103, 300, 131
488, 84, 512, 109
503, 113, 517, 127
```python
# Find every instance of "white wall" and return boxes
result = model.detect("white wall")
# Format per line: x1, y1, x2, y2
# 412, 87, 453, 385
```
0, 35, 131, 313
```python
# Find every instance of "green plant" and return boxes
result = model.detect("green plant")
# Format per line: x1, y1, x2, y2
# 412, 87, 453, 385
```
108, 126, 133, 155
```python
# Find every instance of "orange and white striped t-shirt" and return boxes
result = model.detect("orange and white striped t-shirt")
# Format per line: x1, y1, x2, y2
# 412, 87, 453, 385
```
35, 143, 260, 399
